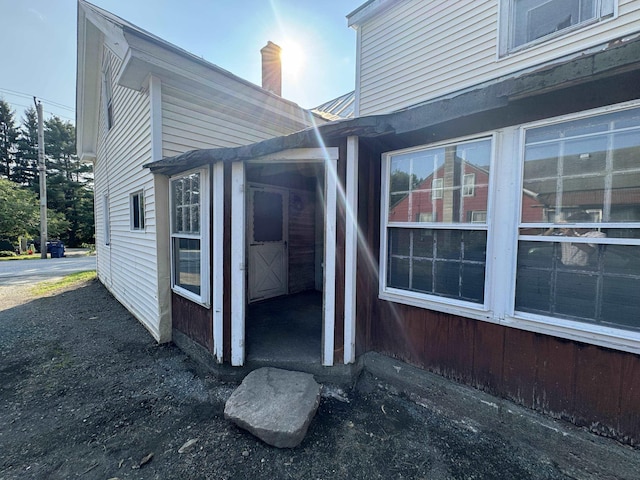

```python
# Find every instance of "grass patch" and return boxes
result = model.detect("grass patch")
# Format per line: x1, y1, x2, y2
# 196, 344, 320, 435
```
30, 270, 97, 296
0, 253, 46, 261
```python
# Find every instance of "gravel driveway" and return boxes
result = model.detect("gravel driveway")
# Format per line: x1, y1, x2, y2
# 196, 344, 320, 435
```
1, 280, 638, 479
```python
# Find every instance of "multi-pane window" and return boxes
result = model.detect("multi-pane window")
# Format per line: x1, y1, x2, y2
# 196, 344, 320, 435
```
515, 106, 640, 331
383, 137, 492, 305
462, 173, 475, 197
501, 0, 615, 54
431, 178, 443, 199
130, 190, 145, 230
170, 170, 209, 304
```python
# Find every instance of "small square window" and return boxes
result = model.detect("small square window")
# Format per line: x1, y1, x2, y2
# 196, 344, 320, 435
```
130, 190, 145, 230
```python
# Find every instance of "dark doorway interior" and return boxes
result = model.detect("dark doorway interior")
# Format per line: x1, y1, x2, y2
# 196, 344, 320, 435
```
246, 290, 322, 364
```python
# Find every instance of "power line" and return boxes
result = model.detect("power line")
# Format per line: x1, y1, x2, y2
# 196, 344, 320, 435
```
0, 87, 75, 112
3, 100, 75, 122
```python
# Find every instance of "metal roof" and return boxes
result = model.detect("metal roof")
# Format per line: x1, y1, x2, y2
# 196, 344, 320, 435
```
312, 91, 355, 121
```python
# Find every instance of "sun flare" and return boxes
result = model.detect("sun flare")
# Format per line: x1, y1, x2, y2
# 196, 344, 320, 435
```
280, 40, 305, 79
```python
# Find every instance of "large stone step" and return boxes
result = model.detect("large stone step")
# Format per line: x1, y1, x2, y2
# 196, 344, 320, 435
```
224, 367, 322, 448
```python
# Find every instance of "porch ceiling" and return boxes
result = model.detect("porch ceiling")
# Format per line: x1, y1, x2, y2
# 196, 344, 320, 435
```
144, 33, 640, 177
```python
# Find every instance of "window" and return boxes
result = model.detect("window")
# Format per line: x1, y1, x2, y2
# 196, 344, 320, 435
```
130, 190, 145, 230
170, 169, 210, 306
470, 211, 487, 223
382, 137, 493, 307
380, 102, 640, 353
463, 173, 476, 197
500, 0, 615, 55
102, 60, 114, 130
431, 178, 443, 199
515, 106, 640, 332
103, 194, 110, 246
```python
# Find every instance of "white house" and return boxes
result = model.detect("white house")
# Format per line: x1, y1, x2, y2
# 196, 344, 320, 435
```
76, 0, 319, 342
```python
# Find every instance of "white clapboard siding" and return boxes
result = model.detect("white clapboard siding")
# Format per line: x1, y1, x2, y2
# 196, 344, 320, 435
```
357, 0, 640, 115
93, 48, 162, 340
162, 84, 313, 157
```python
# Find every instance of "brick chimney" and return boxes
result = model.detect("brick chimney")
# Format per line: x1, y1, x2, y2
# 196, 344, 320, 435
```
260, 41, 282, 96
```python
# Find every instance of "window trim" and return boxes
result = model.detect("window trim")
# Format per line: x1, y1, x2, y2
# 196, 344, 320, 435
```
102, 58, 114, 131
379, 100, 640, 355
103, 193, 110, 246
379, 134, 497, 316
130, 190, 145, 231
498, 0, 617, 57
503, 101, 640, 353
169, 168, 210, 307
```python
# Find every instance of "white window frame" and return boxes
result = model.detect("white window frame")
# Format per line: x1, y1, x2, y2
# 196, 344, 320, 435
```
103, 193, 110, 246
169, 168, 210, 307
380, 100, 640, 355
498, 0, 617, 56
379, 134, 497, 321
431, 177, 443, 199
101, 54, 114, 131
462, 173, 475, 197
130, 190, 145, 231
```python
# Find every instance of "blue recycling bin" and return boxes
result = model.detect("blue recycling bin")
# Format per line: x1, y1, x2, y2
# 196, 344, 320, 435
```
49, 241, 65, 258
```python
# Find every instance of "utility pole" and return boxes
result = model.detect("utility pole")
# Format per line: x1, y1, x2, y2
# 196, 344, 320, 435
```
34, 98, 47, 259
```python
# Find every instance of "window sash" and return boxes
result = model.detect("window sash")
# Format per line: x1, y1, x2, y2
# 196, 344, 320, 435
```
381, 136, 493, 308
130, 191, 145, 230
515, 105, 640, 332
499, 0, 615, 55
170, 169, 209, 306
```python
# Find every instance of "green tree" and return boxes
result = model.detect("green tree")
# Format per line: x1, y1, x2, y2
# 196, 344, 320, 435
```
0, 178, 39, 241
44, 116, 94, 246
14, 107, 39, 187
0, 100, 19, 181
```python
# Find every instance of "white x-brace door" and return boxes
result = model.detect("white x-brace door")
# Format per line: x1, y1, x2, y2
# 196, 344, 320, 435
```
247, 184, 288, 302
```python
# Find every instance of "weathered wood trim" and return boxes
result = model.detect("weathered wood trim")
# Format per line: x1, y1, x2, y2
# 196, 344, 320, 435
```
250, 147, 339, 163
231, 161, 245, 366
323, 157, 337, 366
212, 161, 224, 362
344, 136, 359, 364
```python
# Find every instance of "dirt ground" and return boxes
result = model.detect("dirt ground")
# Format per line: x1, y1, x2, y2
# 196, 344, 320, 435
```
1, 279, 638, 480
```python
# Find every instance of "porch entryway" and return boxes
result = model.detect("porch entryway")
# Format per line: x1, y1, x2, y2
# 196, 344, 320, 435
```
244, 161, 324, 363
246, 291, 322, 364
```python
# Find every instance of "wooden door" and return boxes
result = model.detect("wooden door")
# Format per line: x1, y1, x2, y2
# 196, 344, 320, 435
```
248, 185, 288, 302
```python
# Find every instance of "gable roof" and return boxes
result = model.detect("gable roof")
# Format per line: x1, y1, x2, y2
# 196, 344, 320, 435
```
76, 0, 316, 161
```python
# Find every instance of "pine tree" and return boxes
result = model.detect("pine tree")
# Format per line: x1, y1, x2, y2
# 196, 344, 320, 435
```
14, 107, 39, 187
44, 116, 94, 246
0, 100, 19, 180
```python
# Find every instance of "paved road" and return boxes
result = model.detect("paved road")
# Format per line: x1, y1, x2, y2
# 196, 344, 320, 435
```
0, 255, 96, 286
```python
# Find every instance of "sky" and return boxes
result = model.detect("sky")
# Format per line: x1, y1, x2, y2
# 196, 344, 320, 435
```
0, 0, 364, 125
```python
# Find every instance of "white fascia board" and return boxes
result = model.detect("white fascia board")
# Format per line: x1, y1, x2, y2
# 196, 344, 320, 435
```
81, 3, 128, 59
76, 16, 101, 160
251, 148, 340, 163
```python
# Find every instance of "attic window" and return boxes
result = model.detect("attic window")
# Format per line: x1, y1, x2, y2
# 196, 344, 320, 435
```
102, 61, 114, 130
500, 0, 615, 55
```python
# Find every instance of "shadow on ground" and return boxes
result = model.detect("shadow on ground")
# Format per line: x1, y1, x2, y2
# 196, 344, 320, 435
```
1, 280, 638, 479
